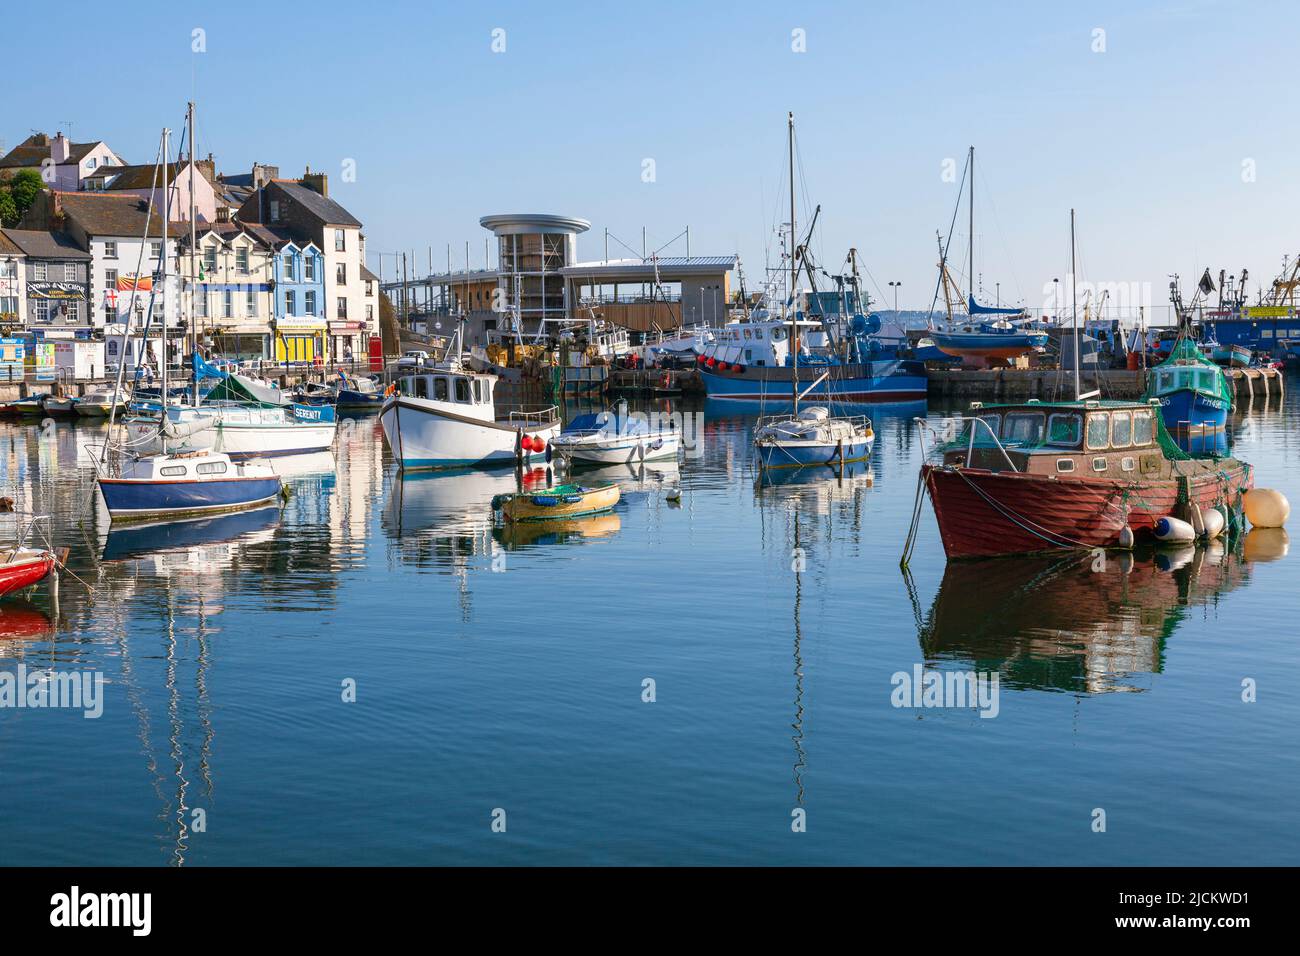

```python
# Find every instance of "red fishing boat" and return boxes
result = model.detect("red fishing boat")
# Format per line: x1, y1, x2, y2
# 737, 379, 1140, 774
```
914, 398, 1252, 559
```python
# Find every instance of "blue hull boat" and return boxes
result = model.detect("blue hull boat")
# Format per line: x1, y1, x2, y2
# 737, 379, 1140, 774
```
701, 361, 926, 403
1145, 336, 1233, 456
756, 435, 872, 468
97, 451, 283, 521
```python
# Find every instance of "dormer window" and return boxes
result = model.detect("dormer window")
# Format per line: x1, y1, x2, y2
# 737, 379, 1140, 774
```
270, 200, 281, 222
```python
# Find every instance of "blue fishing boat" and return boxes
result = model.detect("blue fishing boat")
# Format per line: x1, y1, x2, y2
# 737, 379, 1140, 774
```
1144, 335, 1232, 456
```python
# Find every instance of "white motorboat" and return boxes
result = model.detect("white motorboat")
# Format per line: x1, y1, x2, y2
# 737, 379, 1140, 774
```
74, 385, 130, 417
754, 406, 874, 468
551, 403, 681, 465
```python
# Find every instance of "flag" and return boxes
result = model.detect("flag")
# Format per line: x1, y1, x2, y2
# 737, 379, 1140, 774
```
1198, 268, 1216, 295
117, 273, 152, 292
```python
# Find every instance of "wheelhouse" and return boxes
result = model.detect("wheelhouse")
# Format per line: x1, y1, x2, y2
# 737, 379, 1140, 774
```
1150, 363, 1224, 400
397, 372, 496, 407
948, 399, 1164, 477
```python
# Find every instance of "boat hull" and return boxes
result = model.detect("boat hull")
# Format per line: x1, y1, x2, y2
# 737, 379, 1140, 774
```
757, 435, 873, 468
0, 553, 56, 598
1211, 345, 1251, 368
931, 331, 1049, 359
554, 433, 680, 465
922, 463, 1252, 559
1156, 389, 1229, 456
380, 397, 558, 470
126, 413, 336, 459
98, 476, 283, 520
699, 359, 926, 403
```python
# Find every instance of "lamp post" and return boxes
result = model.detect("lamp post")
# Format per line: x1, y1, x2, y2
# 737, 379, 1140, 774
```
888, 280, 901, 315
1053, 278, 1060, 324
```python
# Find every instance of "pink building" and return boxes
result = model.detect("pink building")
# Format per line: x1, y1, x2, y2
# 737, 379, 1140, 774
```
88, 159, 219, 223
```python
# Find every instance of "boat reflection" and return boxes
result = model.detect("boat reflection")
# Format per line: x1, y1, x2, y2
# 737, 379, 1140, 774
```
100, 504, 282, 564
911, 543, 1252, 693
0, 601, 55, 655
493, 511, 622, 550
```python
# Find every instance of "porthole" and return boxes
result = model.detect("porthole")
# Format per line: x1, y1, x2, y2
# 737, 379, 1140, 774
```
1056, 458, 1075, 473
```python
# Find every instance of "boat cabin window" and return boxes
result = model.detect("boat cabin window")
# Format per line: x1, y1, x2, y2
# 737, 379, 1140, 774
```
454, 377, 471, 403
772, 328, 786, 341
1002, 411, 1045, 445
433, 377, 448, 401
754, 329, 763, 339
413, 377, 428, 399
743, 329, 752, 340
473, 379, 484, 403
1086, 412, 1110, 450
1047, 412, 1082, 447
964, 413, 1001, 444
196, 461, 227, 475
1111, 411, 1133, 447
1133, 409, 1153, 445
159, 465, 187, 477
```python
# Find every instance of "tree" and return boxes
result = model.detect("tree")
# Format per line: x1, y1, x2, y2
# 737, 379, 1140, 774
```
0, 169, 46, 226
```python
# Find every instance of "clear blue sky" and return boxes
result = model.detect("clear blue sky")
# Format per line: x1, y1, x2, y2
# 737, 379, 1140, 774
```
8, 0, 1294, 319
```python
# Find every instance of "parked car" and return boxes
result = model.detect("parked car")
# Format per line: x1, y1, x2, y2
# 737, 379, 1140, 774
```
395, 350, 431, 370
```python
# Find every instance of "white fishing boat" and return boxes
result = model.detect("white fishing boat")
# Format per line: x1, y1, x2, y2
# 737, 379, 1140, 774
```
551, 403, 681, 465
380, 360, 559, 470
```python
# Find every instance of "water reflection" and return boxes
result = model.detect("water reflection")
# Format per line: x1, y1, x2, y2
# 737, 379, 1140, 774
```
910, 544, 1252, 694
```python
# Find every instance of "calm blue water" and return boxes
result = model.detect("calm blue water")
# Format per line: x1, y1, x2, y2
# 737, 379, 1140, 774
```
1, 381, 1297, 866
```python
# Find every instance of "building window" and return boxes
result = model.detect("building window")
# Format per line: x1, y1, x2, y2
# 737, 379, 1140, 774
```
366, 304, 373, 323
197, 289, 208, 317
64, 263, 78, 281
270, 200, 281, 222
305, 291, 316, 316
336, 297, 347, 319
223, 290, 233, 318
334, 229, 345, 252
246, 289, 256, 315
34, 262, 47, 280
203, 247, 217, 272
87, 157, 97, 169
285, 291, 296, 316
304, 255, 315, 281
105, 269, 117, 288
35, 300, 50, 322
104, 241, 117, 258
365, 280, 373, 296
283, 255, 295, 282
236, 247, 249, 274
150, 241, 162, 260
336, 263, 346, 285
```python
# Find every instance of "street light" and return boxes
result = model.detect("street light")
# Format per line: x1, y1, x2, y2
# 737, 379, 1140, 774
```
888, 280, 902, 315
1053, 278, 1060, 323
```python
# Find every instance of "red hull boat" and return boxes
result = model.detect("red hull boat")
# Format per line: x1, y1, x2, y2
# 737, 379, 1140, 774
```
915, 399, 1253, 560
0, 550, 58, 598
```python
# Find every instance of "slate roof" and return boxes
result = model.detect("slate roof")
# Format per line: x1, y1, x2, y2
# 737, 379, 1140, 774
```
56, 192, 175, 237
0, 228, 91, 260
272, 181, 362, 228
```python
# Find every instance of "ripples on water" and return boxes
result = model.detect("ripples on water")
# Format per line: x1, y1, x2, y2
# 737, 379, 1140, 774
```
0, 383, 1297, 865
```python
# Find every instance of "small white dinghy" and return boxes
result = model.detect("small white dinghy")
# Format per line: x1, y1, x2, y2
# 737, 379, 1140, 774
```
552, 403, 681, 465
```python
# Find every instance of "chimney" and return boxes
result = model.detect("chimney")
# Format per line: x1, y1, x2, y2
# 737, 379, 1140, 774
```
196, 155, 216, 182
251, 162, 279, 189
50, 133, 71, 164
301, 168, 328, 198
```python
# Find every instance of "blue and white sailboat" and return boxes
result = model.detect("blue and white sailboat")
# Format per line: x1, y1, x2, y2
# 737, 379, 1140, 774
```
95, 120, 283, 521
751, 113, 877, 469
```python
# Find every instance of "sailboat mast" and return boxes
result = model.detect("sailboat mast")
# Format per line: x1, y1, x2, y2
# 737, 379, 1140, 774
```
968, 146, 974, 305
788, 111, 798, 409
1071, 208, 1081, 400
161, 127, 171, 455
188, 102, 199, 407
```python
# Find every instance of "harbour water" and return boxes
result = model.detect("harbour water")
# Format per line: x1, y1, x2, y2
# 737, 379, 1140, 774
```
1, 383, 1297, 866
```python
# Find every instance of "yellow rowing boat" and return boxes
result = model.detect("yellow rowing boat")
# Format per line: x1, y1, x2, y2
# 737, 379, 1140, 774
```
491, 483, 620, 522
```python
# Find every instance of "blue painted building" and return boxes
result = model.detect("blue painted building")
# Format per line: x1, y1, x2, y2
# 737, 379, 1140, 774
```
246, 226, 326, 363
